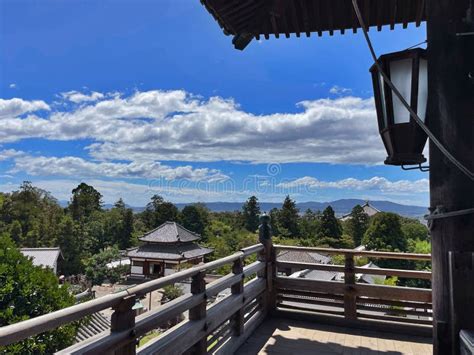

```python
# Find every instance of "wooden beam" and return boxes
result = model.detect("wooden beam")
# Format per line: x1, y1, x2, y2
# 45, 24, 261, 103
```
344, 254, 357, 320
231, 258, 244, 336
426, 0, 474, 352
110, 296, 136, 355
352, 266, 432, 280
389, 0, 397, 30
189, 271, 207, 354
354, 283, 432, 303
415, 0, 424, 26
299, 0, 311, 37
275, 277, 346, 294
275, 244, 431, 260
137, 278, 266, 354
276, 260, 345, 273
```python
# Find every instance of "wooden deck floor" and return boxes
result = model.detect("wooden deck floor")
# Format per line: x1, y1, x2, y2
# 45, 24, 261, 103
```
236, 318, 432, 354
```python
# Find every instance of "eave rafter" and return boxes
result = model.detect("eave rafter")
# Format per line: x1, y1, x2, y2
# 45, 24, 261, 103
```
201, 0, 426, 50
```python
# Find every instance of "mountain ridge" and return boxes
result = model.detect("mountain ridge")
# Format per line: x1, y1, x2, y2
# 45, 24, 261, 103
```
83, 199, 427, 218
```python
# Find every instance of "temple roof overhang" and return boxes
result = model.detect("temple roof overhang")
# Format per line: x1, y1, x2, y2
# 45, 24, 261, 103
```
127, 242, 213, 261
201, 0, 426, 49
139, 221, 201, 243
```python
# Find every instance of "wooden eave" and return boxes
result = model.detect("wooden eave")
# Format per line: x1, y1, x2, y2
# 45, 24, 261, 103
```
200, 0, 426, 49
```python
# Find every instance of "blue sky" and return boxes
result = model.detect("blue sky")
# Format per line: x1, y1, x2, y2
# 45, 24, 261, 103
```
0, 0, 429, 206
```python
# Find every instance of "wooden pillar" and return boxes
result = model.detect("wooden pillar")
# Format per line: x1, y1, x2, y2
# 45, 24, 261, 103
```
343, 253, 357, 320
258, 214, 275, 315
426, 1, 474, 353
111, 295, 136, 355
189, 271, 207, 354
231, 258, 244, 336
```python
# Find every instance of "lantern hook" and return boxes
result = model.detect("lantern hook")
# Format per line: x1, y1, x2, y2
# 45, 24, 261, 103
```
401, 164, 430, 172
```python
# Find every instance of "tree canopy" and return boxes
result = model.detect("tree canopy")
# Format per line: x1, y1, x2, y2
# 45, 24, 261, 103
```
242, 196, 260, 232
317, 206, 343, 247
277, 196, 300, 238
346, 205, 369, 246
69, 183, 103, 221
0, 234, 77, 354
362, 212, 407, 252
180, 204, 209, 238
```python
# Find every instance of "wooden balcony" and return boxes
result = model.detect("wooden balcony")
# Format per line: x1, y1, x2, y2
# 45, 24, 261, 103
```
0, 243, 433, 354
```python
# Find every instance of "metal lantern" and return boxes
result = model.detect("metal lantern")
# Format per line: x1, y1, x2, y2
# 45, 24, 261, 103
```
370, 48, 428, 166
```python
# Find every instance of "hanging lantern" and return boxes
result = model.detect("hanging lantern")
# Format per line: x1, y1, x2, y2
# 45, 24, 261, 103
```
370, 48, 428, 166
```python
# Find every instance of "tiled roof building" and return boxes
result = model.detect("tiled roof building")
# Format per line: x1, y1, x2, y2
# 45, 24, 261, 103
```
127, 222, 213, 278
20, 247, 63, 275
339, 201, 381, 221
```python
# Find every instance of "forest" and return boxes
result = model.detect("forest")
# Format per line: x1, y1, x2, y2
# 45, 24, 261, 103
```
0, 181, 431, 353
0, 181, 430, 277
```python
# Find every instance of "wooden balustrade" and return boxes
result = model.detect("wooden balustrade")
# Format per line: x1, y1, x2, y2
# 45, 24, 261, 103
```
274, 244, 432, 330
0, 242, 433, 354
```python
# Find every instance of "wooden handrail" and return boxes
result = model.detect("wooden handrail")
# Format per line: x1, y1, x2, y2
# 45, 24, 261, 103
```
0, 244, 265, 348
276, 261, 432, 280
1, 241, 434, 354
275, 244, 432, 261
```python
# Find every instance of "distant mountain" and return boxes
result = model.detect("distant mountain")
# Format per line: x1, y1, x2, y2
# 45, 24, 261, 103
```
175, 199, 428, 218
59, 199, 427, 218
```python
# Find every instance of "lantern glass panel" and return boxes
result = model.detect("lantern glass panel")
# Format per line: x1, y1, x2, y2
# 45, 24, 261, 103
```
417, 58, 428, 122
390, 58, 412, 124
379, 73, 388, 128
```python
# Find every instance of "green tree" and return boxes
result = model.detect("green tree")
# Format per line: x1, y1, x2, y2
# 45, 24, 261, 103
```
362, 212, 407, 252
106, 199, 135, 249
58, 215, 83, 275
9, 220, 23, 245
346, 205, 369, 246
401, 219, 429, 242
161, 285, 184, 303
269, 208, 281, 237
278, 196, 300, 238
298, 209, 321, 240
0, 234, 77, 354
404, 239, 431, 288
180, 204, 209, 237
2, 182, 63, 248
69, 183, 103, 221
242, 196, 261, 232
84, 246, 128, 285
142, 195, 178, 229
317, 206, 343, 247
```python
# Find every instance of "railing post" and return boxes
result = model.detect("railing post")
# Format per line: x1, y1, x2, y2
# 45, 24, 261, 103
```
111, 295, 136, 355
344, 253, 357, 320
189, 271, 207, 355
231, 257, 244, 336
258, 213, 276, 315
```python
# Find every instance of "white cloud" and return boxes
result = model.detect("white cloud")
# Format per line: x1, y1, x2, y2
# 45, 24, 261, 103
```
0, 90, 384, 164
329, 85, 352, 95
0, 149, 24, 161
9, 83, 17, 89
0, 98, 50, 119
277, 176, 429, 193
10, 154, 229, 182
60, 90, 105, 103
0, 179, 240, 205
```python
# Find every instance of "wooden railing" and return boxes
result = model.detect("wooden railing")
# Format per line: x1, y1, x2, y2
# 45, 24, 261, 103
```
274, 245, 432, 328
0, 244, 268, 354
0, 242, 432, 354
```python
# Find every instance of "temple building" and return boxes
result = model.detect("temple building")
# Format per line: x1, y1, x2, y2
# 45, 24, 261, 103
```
20, 247, 63, 275
127, 221, 213, 278
339, 201, 381, 221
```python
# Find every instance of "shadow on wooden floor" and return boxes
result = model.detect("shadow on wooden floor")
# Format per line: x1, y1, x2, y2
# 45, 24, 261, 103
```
236, 317, 432, 354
